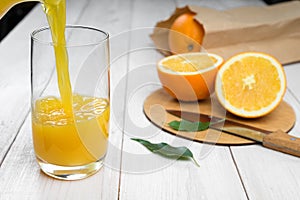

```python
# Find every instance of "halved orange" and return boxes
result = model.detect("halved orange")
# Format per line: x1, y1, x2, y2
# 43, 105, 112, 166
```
157, 52, 223, 101
215, 52, 286, 118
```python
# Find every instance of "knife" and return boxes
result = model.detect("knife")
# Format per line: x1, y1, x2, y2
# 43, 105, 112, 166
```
166, 109, 300, 157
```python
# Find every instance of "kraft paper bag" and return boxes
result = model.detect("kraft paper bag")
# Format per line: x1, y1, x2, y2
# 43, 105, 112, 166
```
150, 1, 300, 65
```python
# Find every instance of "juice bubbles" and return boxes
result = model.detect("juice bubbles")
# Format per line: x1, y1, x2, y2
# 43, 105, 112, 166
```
32, 95, 109, 166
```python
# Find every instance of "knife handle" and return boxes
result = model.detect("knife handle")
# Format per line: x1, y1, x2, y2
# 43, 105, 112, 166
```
263, 129, 300, 157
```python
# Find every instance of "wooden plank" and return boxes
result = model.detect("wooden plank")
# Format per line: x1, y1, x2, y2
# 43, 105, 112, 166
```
285, 63, 300, 100
118, 0, 248, 199
72, 0, 135, 199
0, 0, 133, 199
0, 5, 42, 165
230, 79, 300, 200
231, 145, 300, 200
120, 145, 248, 200
174, 0, 300, 199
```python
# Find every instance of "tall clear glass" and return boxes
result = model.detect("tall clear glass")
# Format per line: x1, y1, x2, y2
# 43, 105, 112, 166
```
31, 26, 110, 180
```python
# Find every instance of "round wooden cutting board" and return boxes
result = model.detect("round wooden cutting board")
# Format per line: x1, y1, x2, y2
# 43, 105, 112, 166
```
143, 89, 296, 145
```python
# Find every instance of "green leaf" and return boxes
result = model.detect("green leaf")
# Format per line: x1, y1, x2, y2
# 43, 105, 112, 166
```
168, 119, 210, 132
131, 138, 200, 167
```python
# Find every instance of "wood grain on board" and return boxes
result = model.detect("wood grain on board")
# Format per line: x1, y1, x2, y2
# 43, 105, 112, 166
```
144, 89, 296, 145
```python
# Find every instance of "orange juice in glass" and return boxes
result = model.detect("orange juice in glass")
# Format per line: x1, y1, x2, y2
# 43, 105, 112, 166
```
31, 26, 110, 180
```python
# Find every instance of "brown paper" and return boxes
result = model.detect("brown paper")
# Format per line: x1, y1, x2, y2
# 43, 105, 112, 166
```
150, 1, 300, 65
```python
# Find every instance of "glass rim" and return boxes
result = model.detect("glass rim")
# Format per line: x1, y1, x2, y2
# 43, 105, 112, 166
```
31, 25, 109, 47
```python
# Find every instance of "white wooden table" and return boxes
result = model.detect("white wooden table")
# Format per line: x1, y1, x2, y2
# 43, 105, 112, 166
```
1, 0, 300, 199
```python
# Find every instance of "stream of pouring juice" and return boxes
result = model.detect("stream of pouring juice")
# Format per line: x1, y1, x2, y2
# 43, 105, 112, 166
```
31, 0, 110, 166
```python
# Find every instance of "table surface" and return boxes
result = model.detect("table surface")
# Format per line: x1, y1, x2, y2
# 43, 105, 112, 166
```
1, 0, 300, 199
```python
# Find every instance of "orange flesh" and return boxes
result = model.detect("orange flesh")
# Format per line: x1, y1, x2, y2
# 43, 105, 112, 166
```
221, 56, 281, 112
161, 55, 216, 72
157, 53, 222, 101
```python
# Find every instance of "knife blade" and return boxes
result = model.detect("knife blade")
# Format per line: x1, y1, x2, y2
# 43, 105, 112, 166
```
166, 109, 300, 157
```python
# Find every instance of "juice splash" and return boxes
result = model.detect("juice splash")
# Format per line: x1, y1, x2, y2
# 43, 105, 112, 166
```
42, 0, 73, 114
32, 95, 109, 166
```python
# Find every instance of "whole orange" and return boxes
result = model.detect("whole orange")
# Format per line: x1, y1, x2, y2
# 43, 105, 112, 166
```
169, 13, 205, 54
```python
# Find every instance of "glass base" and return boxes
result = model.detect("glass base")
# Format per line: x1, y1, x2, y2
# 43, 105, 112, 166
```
36, 157, 104, 180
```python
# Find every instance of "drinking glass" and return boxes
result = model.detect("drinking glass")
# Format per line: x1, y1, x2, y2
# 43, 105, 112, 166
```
31, 26, 110, 180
